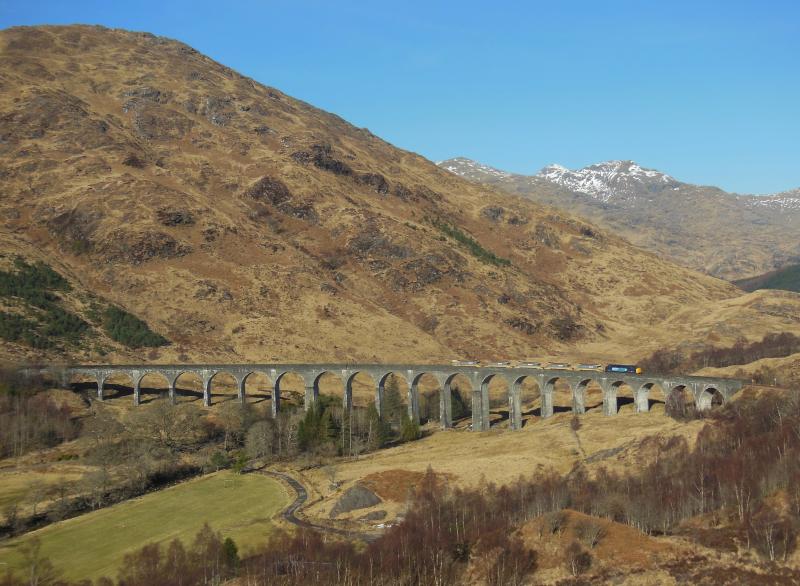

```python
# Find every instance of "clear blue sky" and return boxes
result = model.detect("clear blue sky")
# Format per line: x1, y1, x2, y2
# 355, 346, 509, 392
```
2, 0, 798, 193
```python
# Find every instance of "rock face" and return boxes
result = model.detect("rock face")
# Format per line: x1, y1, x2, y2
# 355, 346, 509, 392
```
329, 484, 382, 518
439, 158, 800, 281
1, 25, 799, 366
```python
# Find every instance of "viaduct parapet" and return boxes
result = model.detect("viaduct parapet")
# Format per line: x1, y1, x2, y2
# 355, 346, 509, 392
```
55, 363, 745, 432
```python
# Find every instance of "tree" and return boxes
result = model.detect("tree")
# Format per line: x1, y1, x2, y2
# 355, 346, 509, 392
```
102, 306, 168, 348
208, 451, 231, 472
19, 537, 60, 586
400, 413, 420, 443
323, 465, 338, 489
565, 541, 591, 576
751, 506, 795, 561
365, 403, 389, 451
575, 518, 605, 549
222, 537, 239, 574
217, 402, 249, 451
82, 468, 112, 509
3, 501, 20, 534
298, 401, 335, 453
245, 419, 275, 461
125, 400, 204, 451
231, 451, 248, 474
382, 376, 405, 431
450, 386, 470, 421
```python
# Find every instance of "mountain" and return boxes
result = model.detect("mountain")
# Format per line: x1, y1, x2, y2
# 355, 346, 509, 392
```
1, 25, 799, 366
438, 158, 800, 280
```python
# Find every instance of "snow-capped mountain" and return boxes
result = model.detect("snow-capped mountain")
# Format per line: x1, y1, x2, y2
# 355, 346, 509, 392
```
437, 157, 800, 280
440, 157, 800, 211
535, 160, 679, 203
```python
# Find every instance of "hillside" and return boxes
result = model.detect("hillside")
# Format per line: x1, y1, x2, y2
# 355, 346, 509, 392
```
1, 25, 800, 366
734, 263, 800, 293
439, 157, 800, 281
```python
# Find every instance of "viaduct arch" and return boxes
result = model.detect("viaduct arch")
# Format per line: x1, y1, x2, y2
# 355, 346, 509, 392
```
57, 363, 745, 432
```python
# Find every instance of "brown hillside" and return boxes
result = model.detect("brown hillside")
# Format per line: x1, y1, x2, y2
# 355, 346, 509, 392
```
1, 25, 799, 364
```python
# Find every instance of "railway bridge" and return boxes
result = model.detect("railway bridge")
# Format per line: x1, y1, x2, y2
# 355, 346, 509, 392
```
59, 363, 745, 432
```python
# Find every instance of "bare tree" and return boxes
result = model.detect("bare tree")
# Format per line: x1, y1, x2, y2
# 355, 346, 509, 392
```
125, 400, 204, 450
218, 402, 249, 451
245, 419, 275, 461
575, 518, 606, 549
26, 480, 48, 517
323, 465, 338, 490
19, 537, 60, 586
565, 541, 591, 576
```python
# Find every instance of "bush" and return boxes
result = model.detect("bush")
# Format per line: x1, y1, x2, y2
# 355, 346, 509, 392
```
103, 306, 168, 348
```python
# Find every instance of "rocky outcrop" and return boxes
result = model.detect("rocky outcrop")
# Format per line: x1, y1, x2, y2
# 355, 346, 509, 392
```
105, 231, 193, 265
156, 208, 196, 227
245, 176, 292, 206
329, 483, 382, 518
292, 144, 354, 176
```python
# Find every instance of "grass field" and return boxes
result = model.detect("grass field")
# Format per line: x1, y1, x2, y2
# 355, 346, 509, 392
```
0, 471, 288, 581
0, 468, 86, 511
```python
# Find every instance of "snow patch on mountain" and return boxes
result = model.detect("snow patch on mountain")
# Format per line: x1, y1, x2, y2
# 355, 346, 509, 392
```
535, 160, 678, 203
438, 157, 512, 179
743, 189, 800, 211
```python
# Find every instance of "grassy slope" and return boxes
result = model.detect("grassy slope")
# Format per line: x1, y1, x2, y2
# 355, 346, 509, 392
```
301, 406, 710, 522
0, 471, 288, 581
734, 264, 800, 293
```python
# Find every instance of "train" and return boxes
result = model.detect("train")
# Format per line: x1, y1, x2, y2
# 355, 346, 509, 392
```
451, 360, 643, 374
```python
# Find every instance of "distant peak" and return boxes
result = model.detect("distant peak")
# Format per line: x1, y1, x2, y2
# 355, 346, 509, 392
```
539, 163, 568, 173
437, 157, 512, 179
535, 160, 676, 202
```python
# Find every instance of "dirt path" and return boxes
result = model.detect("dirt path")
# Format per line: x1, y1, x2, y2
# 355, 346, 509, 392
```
261, 469, 380, 542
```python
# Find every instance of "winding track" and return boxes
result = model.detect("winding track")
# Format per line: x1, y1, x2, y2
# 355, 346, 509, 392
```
262, 470, 380, 541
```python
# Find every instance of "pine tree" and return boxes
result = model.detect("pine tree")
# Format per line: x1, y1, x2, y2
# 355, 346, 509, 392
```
382, 375, 405, 433
365, 403, 389, 451
400, 413, 420, 443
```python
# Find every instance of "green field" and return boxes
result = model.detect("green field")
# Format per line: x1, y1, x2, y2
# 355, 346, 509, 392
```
0, 471, 288, 581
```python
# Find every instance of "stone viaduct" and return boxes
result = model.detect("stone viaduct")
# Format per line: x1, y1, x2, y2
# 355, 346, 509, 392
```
59, 363, 744, 432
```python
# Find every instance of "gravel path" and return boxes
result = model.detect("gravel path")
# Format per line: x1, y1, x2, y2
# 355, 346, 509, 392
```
261, 470, 380, 542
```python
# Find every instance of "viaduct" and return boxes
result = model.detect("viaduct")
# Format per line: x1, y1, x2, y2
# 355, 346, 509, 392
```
58, 363, 745, 432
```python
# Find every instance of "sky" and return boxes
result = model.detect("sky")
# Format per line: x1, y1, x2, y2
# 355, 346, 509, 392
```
1, 0, 798, 194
